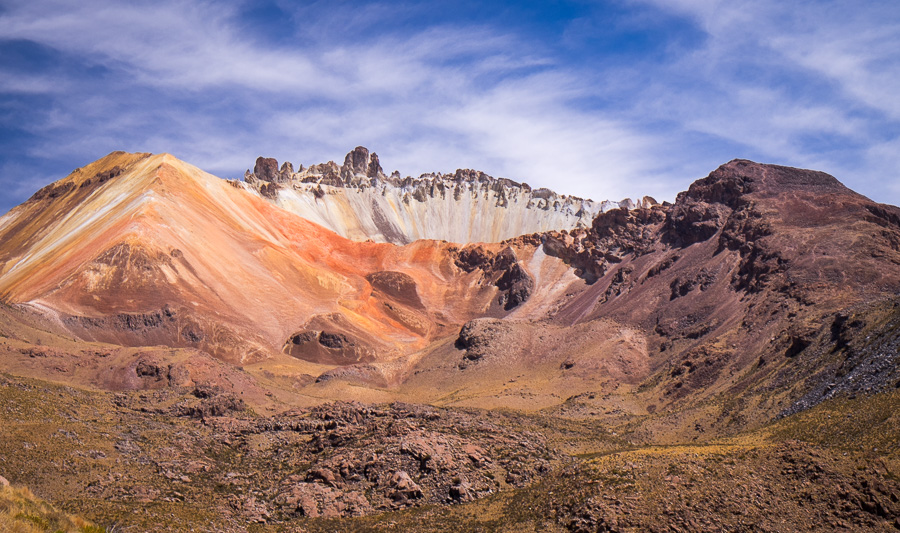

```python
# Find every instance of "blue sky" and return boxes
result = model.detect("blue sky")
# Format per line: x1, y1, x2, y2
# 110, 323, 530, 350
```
1, 0, 900, 214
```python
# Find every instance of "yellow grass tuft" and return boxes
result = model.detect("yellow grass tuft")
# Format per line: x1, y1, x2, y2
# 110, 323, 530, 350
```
0, 483, 104, 533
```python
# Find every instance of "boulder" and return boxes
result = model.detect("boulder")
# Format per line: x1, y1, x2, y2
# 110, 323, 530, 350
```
253, 157, 279, 182
388, 470, 423, 503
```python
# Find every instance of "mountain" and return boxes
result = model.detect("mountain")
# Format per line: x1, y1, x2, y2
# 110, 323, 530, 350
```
1, 151, 899, 531
0, 152, 501, 365
239, 146, 651, 244
0, 151, 590, 394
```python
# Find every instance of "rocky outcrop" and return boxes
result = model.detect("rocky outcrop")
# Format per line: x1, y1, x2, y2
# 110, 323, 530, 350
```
285, 329, 377, 366
175, 386, 245, 419
448, 245, 535, 311
249, 157, 294, 185
492, 248, 534, 310
366, 271, 424, 309
340, 146, 384, 182
542, 205, 668, 283
539, 158, 900, 422
241, 147, 650, 244
456, 318, 510, 361
366, 152, 383, 179
253, 157, 279, 183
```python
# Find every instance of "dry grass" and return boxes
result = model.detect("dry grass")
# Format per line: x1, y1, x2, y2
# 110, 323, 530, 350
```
0, 484, 104, 533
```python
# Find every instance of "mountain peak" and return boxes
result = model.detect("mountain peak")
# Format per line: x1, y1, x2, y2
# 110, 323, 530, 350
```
25, 151, 152, 204
3, 152, 900, 530
674, 159, 856, 211
340, 146, 383, 180
240, 147, 648, 244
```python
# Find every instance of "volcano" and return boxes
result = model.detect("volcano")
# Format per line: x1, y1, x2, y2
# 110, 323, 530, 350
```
1, 150, 899, 532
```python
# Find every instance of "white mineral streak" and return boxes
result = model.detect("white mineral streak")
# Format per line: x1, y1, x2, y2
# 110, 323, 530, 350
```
243, 148, 650, 244
273, 182, 600, 244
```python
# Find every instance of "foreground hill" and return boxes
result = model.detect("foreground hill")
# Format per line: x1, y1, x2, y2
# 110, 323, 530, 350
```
0, 152, 899, 530
0, 373, 897, 532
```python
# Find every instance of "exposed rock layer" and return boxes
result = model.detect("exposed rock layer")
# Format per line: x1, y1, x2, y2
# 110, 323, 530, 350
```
2, 153, 900, 530
241, 147, 654, 244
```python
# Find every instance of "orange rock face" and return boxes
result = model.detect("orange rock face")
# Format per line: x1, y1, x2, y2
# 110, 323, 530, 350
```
5, 152, 900, 422
0, 152, 563, 367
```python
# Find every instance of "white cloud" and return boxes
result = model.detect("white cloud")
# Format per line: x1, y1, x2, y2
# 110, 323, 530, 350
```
624, 0, 900, 199
0, 0, 331, 92
1, 0, 899, 214
1, 0, 667, 201
0, 72, 65, 93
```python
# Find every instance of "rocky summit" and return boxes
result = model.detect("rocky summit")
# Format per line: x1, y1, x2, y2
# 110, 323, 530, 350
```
0, 151, 899, 532
240, 146, 653, 244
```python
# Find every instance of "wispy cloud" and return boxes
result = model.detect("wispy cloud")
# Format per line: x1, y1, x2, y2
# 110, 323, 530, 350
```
629, 0, 900, 199
0, 0, 899, 214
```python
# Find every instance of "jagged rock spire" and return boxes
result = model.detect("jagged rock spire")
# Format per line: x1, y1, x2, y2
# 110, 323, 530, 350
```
367, 152, 383, 178
239, 146, 650, 244
341, 146, 384, 182
343, 146, 370, 176
254, 157, 279, 182
251, 156, 293, 184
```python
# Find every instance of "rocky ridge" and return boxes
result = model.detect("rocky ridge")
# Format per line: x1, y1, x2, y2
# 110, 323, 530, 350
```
241, 146, 657, 244
530, 159, 900, 420
2, 152, 900, 531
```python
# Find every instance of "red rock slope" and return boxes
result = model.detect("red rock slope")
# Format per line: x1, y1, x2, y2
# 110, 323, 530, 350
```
0, 152, 547, 366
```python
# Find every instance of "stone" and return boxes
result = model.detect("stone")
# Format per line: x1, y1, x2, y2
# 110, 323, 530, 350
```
367, 152, 383, 178
449, 476, 475, 502
388, 470, 423, 502
276, 481, 372, 518
254, 157, 279, 182
366, 271, 423, 309
307, 468, 337, 486
495, 262, 534, 310
279, 161, 294, 181
342, 146, 370, 177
